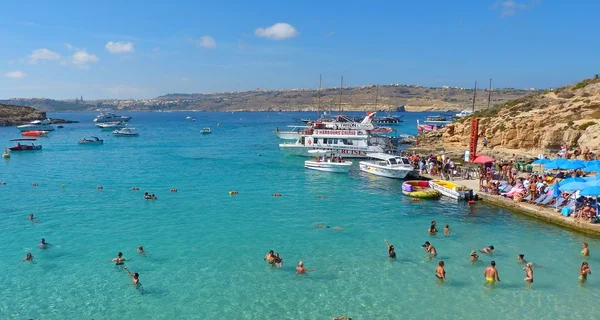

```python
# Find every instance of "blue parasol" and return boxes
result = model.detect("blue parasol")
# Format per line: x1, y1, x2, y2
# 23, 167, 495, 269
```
553, 182, 561, 198
545, 158, 569, 170
533, 159, 552, 165
559, 177, 587, 186
561, 160, 586, 170
559, 181, 591, 191
580, 186, 600, 197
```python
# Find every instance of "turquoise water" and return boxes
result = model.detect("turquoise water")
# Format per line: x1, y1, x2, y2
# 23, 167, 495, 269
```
1, 112, 599, 319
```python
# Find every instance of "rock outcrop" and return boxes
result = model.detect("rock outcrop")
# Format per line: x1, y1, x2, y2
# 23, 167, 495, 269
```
0, 103, 47, 126
419, 77, 600, 158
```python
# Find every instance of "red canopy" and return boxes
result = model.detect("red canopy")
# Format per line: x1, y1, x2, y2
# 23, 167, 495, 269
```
471, 154, 495, 164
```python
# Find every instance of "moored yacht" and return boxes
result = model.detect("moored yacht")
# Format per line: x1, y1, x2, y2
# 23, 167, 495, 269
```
279, 129, 390, 158
96, 121, 125, 129
359, 153, 413, 179
17, 119, 55, 132
94, 112, 131, 123
304, 150, 352, 173
113, 126, 139, 136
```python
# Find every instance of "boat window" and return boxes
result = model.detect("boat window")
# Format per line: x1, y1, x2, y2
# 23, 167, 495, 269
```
401, 158, 411, 164
333, 139, 338, 144
388, 158, 398, 165
314, 138, 319, 144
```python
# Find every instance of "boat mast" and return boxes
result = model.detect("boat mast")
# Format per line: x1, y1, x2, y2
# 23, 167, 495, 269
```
375, 86, 379, 111
487, 78, 492, 109
317, 74, 322, 118
338, 76, 344, 114
471, 80, 477, 113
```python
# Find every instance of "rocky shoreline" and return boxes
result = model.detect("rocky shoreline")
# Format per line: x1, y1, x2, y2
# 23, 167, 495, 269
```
0, 103, 46, 126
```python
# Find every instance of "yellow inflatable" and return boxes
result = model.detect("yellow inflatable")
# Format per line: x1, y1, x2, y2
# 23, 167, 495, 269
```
402, 181, 441, 198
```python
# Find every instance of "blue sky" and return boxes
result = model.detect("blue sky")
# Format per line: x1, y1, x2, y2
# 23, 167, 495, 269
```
0, 0, 598, 99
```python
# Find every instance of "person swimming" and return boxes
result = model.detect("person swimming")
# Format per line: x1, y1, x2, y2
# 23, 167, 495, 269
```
480, 245, 495, 254
274, 252, 283, 268
39, 238, 50, 249
422, 241, 437, 257
143, 192, 151, 200
436, 261, 447, 281
580, 262, 591, 282
443, 224, 450, 236
28, 214, 40, 223
151, 194, 157, 200
296, 261, 315, 275
23, 253, 33, 262
428, 221, 438, 234
484, 261, 500, 284
384, 239, 396, 258
138, 245, 145, 255
581, 242, 590, 257
111, 252, 127, 265
470, 250, 479, 263
124, 266, 141, 289
518, 254, 527, 264
264, 250, 276, 265
523, 262, 533, 283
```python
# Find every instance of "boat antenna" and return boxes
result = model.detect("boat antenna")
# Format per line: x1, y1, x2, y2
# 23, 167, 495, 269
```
338, 76, 343, 114
487, 78, 492, 109
375, 85, 379, 112
471, 80, 477, 113
317, 74, 322, 119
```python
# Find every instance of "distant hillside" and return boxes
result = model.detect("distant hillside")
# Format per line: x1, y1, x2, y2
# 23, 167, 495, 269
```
0, 103, 46, 126
418, 77, 600, 158
0, 84, 536, 112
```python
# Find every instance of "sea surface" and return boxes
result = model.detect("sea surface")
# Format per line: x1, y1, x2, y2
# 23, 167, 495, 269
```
1, 111, 599, 319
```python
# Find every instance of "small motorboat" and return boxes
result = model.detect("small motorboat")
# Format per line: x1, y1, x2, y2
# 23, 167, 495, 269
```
57, 125, 64, 129
429, 180, 473, 200
78, 136, 104, 144
304, 150, 352, 173
96, 121, 125, 130
113, 126, 139, 136
201, 127, 212, 134
17, 119, 55, 132
9, 138, 42, 151
186, 116, 192, 120
359, 153, 413, 179
402, 181, 440, 198
22, 130, 49, 137
2, 148, 10, 158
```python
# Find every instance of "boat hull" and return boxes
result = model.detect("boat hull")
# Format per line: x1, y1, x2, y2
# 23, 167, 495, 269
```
113, 133, 138, 137
78, 140, 103, 145
304, 161, 352, 173
359, 162, 411, 179
428, 180, 472, 200
9, 145, 42, 151
17, 125, 55, 132
22, 131, 49, 137
280, 144, 378, 158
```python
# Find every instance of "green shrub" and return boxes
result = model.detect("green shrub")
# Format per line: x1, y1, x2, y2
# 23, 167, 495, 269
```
579, 121, 596, 131
567, 121, 574, 126
574, 81, 589, 90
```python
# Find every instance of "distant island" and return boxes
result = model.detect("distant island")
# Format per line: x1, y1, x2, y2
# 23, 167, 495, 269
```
0, 84, 538, 112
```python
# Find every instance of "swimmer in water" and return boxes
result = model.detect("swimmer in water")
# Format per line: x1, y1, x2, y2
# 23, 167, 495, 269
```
436, 261, 447, 281
480, 245, 495, 254
315, 223, 329, 229
143, 192, 151, 200
296, 261, 315, 275
331, 226, 343, 230
518, 254, 527, 264
428, 221, 438, 234
444, 224, 450, 236
523, 262, 533, 283
39, 238, 50, 249
264, 250, 276, 265
274, 252, 283, 268
384, 239, 396, 258
581, 242, 590, 257
580, 262, 591, 282
422, 241, 437, 257
138, 245, 145, 255
151, 194, 157, 200
470, 250, 479, 263
123, 267, 141, 288
484, 261, 500, 285
24, 253, 34, 262
110, 252, 127, 265
28, 214, 40, 223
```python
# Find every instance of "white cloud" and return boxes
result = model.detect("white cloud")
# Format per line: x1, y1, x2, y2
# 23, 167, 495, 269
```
29, 48, 61, 64
105, 41, 135, 53
4, 71, 26, 79
492, 0, 540, 17
181, 77, 190, 81
72, 50, 99, 69
255, 23, 298, 40
65, 43, 75, 50
196, 36, 216, 49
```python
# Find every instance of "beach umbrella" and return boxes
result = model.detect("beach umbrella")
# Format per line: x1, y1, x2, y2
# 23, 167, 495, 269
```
580, 186, 600, 197
560, 160, 586, 170
532, 158, 552, 165
559, 177, 587, 186
584, 176, 600, 181
471, 154, 495, 164
559, 181, 591, 191
553, 183, 561, 198
545, 158, 568, 170
584, 161, 600, 172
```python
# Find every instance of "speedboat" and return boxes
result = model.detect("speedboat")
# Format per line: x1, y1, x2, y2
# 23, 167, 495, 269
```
304, 150, 352, 173
17, 119, 55, 132
2, 148, 10, 158
22, 130, 49, 137
402, 181, 440, 198
424, 115, 452, 125
359, 153, 413, 179
428, 180, 473, 200
78, 136, 104, 144
9, 138, 42, 151
113, 126, 139, 136
201, 127, 212, 134
453, 110, 473, 119
96, 121, 125, 129
93, 112, 131, 123
186, 116, 192, 120
374, 115, 403, 125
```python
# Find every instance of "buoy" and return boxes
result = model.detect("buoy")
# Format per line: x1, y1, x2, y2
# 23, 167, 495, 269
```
229, 191, 238, 195
2, 149, 10, 158
32, 183, 38, 187
0, 182, 6, 185
97, 186, 103, 190
217, 122, 220, 126
61, 184, 66, 188
412, 198, 420, 202
468, 200, 475, 205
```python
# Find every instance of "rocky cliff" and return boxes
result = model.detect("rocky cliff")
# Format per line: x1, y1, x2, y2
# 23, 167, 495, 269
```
419, 77, 600, 158
0, 103, 47, 126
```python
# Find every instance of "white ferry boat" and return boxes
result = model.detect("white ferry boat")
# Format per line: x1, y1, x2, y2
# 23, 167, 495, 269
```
94, 112, 131, 123
279, 128, 389, 158
359, 153, 413, 179
17, 119, 55, 132
304, 150, 352, 173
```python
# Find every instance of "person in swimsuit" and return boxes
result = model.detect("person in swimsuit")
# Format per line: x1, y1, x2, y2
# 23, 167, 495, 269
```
24, 253, 34, 262
428, 221, 438, 234
143, 192, 151, 199
39, 238, 50, 249
264, 250, 276, 265
423, 241, 437, 257
28, 214, 40, 223
384, 239, 396, 258
436, 261, 447, 281
523, 262, 533, 283
480, 245, 494, 254
470, 250, 479, 263
111, 252, 127, 265
296, 261, 315, 275
580, 262, 591, 282
518, 254, 526, 264
137, 245, 145, 255
124, 267, 141, 289
484, 261, 500, 284
274, 252, 283, 268
443, 224, 450, 236
581, 242, 590, 257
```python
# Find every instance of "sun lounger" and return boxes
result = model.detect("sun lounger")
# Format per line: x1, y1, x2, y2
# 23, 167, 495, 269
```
533, 194, 548, 204
499, 184, 512, 193
521, 194, 532, 202
539, 195, 555, 206
553, 197, 567, 209
505, 188, 524, 199
501, 186, 518, 197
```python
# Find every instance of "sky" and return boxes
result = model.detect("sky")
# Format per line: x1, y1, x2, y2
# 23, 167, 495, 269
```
0, 0, 599, 100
